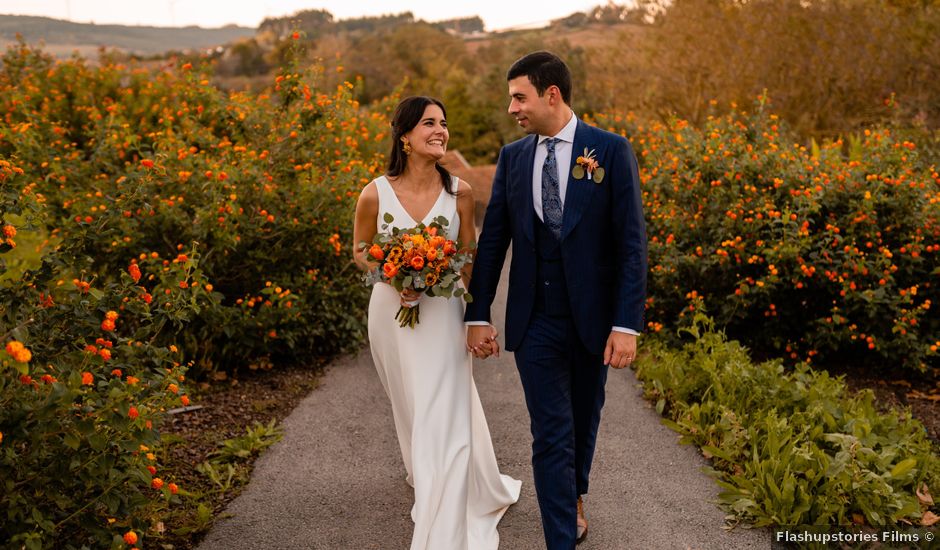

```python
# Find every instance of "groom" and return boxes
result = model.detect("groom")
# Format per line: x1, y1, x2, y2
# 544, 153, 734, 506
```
465, 51, 647, 548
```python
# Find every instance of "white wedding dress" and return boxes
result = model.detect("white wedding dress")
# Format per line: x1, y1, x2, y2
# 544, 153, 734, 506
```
367, 175, 521, 550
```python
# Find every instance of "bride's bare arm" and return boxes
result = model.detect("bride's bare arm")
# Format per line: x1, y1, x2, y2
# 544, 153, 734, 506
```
352, 182, 380, 271
455, 179, 477, 289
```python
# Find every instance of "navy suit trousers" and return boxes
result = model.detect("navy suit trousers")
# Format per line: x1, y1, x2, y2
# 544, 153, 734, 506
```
513, 312, 608, 550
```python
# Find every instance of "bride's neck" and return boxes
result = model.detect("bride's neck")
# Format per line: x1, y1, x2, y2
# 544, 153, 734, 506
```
398, 160, 440, 191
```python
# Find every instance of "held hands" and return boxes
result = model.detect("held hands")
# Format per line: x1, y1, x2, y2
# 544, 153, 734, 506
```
467, 325, 500, 359
604, 331, 637, 369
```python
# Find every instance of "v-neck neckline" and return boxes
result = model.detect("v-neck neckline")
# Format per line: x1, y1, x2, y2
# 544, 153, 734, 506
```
382, 175, 448, 226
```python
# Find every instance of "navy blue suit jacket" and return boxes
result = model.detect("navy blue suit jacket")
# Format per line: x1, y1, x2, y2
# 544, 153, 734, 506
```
465, 119, 648, 355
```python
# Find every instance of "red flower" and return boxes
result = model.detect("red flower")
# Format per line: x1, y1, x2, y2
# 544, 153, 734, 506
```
140, 159, 154, 169
128, 406, 139, 419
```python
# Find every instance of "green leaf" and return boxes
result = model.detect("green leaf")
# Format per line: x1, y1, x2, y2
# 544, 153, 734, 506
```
64, 432, 81, 450
889, 458, 917, 479
383, 212, 394, 223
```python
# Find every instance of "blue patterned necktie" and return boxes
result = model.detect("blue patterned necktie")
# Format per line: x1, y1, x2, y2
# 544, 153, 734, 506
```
541, 137, 563, 239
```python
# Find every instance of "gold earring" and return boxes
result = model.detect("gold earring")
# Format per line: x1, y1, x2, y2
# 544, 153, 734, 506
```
400, 137, 413, 156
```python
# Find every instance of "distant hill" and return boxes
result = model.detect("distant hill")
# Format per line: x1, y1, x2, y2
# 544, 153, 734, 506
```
0, 14, 255, 57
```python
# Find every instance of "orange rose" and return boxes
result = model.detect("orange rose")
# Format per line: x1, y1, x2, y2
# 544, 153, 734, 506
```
430, 236, 445, 248
369, 244, 384, 260
383, 262, 399, 279
426, 248, 439, 261
410, 256, 425, 270
443, 241, 457, 255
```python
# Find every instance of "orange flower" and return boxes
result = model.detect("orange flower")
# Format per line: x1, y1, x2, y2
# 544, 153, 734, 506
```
443, 241, 457, 256
128, 406, 139, 419
410, 256, 425, 270
152, 478, 164, 490
106, 311, 119, 321
426, 248, 439, 261
99, 348, 112, 361
429, 236, 445, 249
140, 159, 154, 169
101, 319, 115, 332
181, 395, 190, 406
127, 376, 140, 385
292, 31, 300, 40
5, 340, 32, 363
383, 262, 399, 279
111, 369, 123, 377
168, 384, 179, 394
2, 224, 15, 238
129, 263, 141, 283
425, 273, 439, 287
123, 531, 138, 545
81, 372, 94, 385
169, 482, 179, 494
369, 244, 384, 260
141, 292, 153, 304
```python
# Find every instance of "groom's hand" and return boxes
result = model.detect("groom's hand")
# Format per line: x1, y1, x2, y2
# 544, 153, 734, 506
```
604, 332, 636, 369
467, 325, 500, 359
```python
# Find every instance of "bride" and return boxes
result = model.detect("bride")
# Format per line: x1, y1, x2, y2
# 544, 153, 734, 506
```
352, 96, 521, 550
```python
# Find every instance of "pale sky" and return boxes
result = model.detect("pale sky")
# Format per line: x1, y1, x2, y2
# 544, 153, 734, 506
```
0, 1, 601, 31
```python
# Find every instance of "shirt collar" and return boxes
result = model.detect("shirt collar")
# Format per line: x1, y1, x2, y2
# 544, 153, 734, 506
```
538, 110, 577, 146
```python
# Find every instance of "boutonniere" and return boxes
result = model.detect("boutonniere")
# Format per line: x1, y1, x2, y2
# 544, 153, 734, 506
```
571, 147, 605, 183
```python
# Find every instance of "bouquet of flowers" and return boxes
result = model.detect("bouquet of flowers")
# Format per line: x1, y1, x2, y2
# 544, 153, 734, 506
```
361, 214, 474, 328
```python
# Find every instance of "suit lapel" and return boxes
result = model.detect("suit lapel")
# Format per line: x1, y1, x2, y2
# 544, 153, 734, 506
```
561, 120, 596, 240
519, 135, 538, 244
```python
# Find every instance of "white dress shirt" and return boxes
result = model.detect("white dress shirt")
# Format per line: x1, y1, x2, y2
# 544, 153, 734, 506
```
533, 111, 578, 223
469, 110, 638, 337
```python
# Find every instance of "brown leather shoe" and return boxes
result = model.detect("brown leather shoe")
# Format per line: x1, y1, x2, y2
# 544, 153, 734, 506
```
576, 496, 588, 545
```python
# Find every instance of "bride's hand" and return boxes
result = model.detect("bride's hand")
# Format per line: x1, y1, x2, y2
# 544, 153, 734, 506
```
400, 288, 421, 307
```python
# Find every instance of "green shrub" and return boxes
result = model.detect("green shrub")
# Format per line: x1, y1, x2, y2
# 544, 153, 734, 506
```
0, 41, 391, 376
1, 157, 209, 549
636, 307, 940, 526
593, 99, 940, 370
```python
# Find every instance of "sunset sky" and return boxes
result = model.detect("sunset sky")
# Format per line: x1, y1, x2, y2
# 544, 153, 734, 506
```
1, 0, 601, 31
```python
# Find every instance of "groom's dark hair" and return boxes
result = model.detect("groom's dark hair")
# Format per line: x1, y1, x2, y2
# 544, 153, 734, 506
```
507, 51, 572, 105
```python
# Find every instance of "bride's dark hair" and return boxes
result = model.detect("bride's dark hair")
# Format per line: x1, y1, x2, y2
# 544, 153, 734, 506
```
387, 96, 455, 195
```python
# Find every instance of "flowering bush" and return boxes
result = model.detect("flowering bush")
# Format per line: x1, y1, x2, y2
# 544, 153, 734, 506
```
0, 40, 391, 375
592, 98, 939, 370
1, 157, 206, 548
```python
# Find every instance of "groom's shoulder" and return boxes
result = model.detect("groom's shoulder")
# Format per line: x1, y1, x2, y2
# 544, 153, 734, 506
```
502, 134, 533, 153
